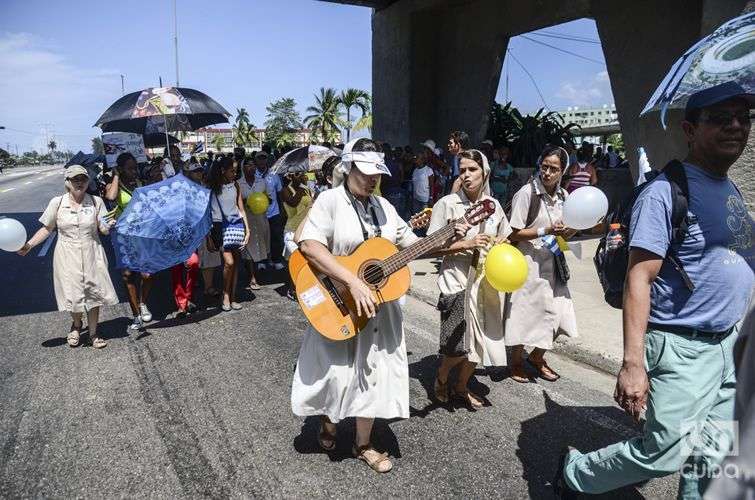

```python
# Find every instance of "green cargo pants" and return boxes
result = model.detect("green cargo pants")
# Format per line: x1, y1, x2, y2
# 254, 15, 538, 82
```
563, 327, 738, 499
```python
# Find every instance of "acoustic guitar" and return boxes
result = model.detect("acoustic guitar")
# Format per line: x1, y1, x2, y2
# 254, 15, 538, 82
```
293, 200, 495, 341
287, 208, 432, 282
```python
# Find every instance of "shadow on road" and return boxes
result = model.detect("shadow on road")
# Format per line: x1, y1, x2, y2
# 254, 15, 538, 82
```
408, 354, 493, 417
293, 415, 402, 461
517, 390, 646, 499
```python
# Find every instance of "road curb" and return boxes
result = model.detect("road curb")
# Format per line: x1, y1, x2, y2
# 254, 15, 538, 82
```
407, 284, 622, 377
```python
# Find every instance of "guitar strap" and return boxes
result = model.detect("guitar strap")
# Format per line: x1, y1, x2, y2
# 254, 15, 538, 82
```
343, 184, 381, 241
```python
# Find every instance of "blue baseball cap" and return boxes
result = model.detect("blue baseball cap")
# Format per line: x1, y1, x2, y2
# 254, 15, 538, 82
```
685, 81, 755, 115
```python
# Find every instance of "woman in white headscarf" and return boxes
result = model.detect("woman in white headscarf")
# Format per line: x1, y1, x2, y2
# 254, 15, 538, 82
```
291, 138, 471, 473
505, 144, 578, 383
427, 149, 511, 409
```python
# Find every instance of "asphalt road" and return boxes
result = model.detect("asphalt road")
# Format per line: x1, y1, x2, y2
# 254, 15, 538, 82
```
0, 170, 677, 499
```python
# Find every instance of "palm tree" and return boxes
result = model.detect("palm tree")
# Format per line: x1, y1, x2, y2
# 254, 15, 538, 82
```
352, 101, 373, 135
338, 89, 370, 142
47, 140, 57, 156
304, 87, 343, 144
211, 134, 225, 153
233, 107, 257, 147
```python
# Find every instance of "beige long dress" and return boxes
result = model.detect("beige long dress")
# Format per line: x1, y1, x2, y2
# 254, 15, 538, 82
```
239, 175, 270, 262
39, 194, 118, 313
504, 177, 578, 350
291, 186, 419, 423
428, 191, 512, 366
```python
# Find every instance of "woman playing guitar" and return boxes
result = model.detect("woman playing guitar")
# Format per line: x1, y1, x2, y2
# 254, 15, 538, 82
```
291, 138, 471, 473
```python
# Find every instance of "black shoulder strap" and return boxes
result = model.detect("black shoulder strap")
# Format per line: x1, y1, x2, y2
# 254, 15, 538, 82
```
661, 160, 694, 291
525, 178, 541, 228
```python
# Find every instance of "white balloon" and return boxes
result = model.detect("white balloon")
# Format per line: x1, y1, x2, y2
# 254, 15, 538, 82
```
0, 218, 27, 252
562, 186, 609, 230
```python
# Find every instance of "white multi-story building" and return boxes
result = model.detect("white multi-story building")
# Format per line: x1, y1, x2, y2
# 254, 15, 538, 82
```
559, 104, 618, 128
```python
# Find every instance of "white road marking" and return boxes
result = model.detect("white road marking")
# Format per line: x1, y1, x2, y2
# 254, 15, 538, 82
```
24, 181, 32, 185
38, 231, 57, 257
1, 187, 15, 193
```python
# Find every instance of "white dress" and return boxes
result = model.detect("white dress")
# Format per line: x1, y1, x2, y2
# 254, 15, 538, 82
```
291, 186, 419, 423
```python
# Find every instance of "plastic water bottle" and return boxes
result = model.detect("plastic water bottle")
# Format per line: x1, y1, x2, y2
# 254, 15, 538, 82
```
606, 223, 624, 252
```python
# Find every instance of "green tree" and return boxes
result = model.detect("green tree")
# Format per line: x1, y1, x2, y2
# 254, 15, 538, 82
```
47, 140, 57, 155
485, 101, 579, 169
304, 88, 343, 144
607, 134, 624, 155
233, 107, 258, 147
91, 137, 104, 155
352, 100, 373, 135
211, 134, 226, 152
338, 88, 370, 142
264, 98, 302, 150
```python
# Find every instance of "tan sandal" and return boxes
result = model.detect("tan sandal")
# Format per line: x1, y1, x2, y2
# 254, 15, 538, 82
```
528, 358, 560, 381
509, 364, 531, 383
67, 323, 81, 347
353, 445, 393, 473
317, 416, 336, 451
91, 336, 107, 349
451, 388, 485, 409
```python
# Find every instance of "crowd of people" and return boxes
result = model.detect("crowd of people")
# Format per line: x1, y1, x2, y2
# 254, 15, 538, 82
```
13, 82, 754, 499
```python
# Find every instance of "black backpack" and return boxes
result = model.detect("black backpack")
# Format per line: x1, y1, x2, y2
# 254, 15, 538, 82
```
593, 160, 694, 309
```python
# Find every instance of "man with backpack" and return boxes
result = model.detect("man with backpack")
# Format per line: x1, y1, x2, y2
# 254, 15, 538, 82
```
554, 81, 754, 499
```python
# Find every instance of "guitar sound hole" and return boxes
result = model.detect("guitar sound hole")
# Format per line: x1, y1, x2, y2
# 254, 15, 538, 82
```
362, 263, 385, 285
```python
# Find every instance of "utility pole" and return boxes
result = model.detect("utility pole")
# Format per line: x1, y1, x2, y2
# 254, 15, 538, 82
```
121, 74, 125, 95
173, 0, 180, 87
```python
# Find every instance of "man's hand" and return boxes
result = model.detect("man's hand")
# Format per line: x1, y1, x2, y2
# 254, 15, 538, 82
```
614, 362, 649, 423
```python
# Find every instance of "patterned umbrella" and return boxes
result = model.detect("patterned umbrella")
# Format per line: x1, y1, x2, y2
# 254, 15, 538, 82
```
270, 145, 338, 175
641, 12, 754, 127
113, 173, 211, 274
94, 87, 230, 135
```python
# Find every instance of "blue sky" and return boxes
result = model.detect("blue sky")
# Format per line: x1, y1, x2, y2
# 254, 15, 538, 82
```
0, 0, 611, 153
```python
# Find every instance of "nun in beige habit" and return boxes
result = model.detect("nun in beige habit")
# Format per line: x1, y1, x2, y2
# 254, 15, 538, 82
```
505, 145, 578, 383
427, 149, 511, 409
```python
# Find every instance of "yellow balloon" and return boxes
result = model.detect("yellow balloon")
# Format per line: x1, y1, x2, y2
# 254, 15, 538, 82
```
246, 192, 270, 215
484, 243, 529, 292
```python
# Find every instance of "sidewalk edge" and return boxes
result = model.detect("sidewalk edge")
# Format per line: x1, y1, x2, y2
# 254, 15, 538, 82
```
407, 285, 622, 377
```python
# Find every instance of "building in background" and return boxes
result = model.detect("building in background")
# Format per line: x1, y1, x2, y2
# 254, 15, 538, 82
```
559, 104, 620, 147
180, 127, 323, 154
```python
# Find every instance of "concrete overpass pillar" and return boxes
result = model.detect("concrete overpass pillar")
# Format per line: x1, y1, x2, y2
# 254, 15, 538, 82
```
595, 0, 751, 207
593, 0, 704, 182
372, 1, 509, 147
372, 0, 589, 147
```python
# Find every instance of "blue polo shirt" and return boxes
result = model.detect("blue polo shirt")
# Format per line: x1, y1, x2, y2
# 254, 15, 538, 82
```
629, 163, 754, 332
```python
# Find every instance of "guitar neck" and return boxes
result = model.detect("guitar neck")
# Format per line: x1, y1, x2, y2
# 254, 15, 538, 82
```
381, 214, 470, 276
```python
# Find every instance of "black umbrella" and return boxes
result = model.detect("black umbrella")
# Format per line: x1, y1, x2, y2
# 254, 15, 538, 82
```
143, 133, 180, 148
270, 145, 338, 175
94, 87, 230, 151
